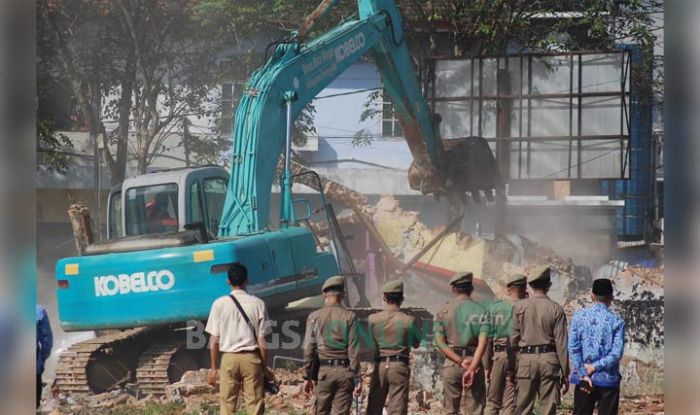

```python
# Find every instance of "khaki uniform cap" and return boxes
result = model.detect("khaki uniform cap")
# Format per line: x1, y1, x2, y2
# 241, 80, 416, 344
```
322, 275, 345, 292
506, 273, 527, 287
382, 279, 404, 294
527, 265, 551, 284
449, 271, 473, 286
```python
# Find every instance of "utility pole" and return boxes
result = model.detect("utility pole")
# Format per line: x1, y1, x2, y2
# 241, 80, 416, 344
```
494, 61, 512, 236
182, 116, 191, 167
91, 78, 102, 241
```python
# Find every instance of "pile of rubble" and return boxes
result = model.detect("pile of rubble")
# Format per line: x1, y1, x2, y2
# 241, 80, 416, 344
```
367, 195, 663, 400
369, 195, 587, 305
41, 363, 663, 414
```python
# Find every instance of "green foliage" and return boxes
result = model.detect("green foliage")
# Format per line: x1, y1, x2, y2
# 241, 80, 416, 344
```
39, 0, 662, 171
196, 0, 325, 147
109, 402, 185, 415
352, 89, 382, 146
396, 0, 662, 56
280, 410, 312, 415
193, 0, 274, 79
359, 90, 382, 123
184, 132, 233, 168
352, 129, 374, 147
39, 0, 236, 179
293, 103, 318, 147
37, 119, 74, 174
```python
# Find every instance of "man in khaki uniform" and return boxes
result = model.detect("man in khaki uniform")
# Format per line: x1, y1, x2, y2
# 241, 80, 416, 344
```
206, 262, 271, 415
484, 274, 528, 415
366, 280, 422, 415
303, 276, 361, 415
434, 271, 491, 415
510, 266, 570, 415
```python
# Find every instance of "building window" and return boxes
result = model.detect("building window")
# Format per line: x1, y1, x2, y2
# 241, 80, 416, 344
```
381, 89, 402, 138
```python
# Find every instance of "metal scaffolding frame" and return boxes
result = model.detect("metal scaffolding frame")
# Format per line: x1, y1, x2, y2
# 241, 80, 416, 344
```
426, 50, 632, 180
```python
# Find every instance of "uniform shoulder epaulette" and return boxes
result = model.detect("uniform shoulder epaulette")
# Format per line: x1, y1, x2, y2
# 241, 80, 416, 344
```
436, 300, 451, 318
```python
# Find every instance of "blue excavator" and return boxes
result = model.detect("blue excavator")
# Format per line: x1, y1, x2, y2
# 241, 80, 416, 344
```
54, 0, 502, 395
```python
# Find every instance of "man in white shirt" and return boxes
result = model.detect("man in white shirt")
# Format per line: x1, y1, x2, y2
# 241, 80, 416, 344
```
206, 262, 271, 415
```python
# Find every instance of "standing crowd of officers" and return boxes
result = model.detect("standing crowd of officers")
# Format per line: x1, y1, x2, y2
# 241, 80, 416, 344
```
206, 262, 624, 415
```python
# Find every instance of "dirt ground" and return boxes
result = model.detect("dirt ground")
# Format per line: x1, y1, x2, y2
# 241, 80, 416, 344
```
42, 367, 664, 415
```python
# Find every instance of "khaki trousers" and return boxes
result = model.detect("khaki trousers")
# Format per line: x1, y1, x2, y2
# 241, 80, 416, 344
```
443, 359, 486, 415
219, 352, 264, 415
514, 352, 561, 415
315, 365, 355, 415
366, 361, 410, 415
484, 351, 516, 415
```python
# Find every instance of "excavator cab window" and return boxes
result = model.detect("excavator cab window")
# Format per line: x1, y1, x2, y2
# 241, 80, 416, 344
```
203, 177, 226, 235
125, 183, 179, 236
189, 181, 204, 224
108, 191, 123, 239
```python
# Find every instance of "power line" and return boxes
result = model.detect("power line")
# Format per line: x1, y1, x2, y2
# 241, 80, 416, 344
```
543, 148, 620, 178
38, 237, 76, 257
314, 87, 381, 100
307, 158, 405, 171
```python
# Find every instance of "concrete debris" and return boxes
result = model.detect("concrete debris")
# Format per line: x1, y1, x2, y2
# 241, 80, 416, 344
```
88, 390, 131, 408
366, 196, 663, 400
42, 362, 663, 414
288, 160, 370, 212
369, 195, 587, 305
290, 161, 403, 273
165, 369, 215, 401
123, 383, 143, 400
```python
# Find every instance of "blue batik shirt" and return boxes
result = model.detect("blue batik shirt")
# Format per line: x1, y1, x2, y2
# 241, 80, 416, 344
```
36, 305, 53, 376
568, 302, 625, 388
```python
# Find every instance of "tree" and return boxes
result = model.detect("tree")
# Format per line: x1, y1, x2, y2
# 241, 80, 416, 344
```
37, 120, 74, 174
36, 42, 75, 173
396, 0, 662, 56
195, 0, 322, 149
115, 0, 227, 174
38, 0, 118, 177
38, 0, 233, 184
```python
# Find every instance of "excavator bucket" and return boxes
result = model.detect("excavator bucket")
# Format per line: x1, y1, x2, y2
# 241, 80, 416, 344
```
409, 136, 505, 202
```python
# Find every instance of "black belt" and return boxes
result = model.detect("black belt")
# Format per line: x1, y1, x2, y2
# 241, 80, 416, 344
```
320, 358, 350, 367
375, 355, 409, 364
452, 347, 476, 357
519, 344, 556, 354
493, 344, 508, 353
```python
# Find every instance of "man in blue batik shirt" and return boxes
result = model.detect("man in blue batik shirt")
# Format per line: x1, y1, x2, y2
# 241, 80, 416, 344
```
568, 278, 625, 415
37, 304, 53, 408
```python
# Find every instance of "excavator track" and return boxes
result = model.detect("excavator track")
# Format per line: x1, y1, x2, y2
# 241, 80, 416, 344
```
135, 341, 200, 396
55, 327, 150, 394
55, 325, 207, 396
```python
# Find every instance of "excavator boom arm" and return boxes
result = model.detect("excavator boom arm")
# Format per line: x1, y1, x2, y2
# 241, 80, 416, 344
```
219, 0, 443, 237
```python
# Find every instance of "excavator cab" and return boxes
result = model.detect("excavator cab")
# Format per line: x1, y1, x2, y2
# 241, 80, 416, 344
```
106, 166, 229, 240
